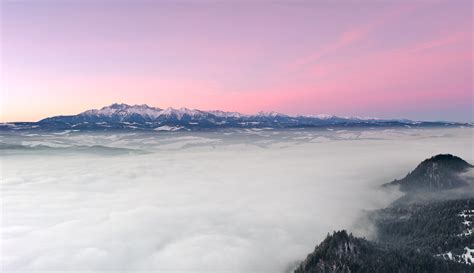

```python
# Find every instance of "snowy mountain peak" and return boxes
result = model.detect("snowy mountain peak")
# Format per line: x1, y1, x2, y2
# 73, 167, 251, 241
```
81, 103, 163, 120
208, 110, 243, 118
26, 103, 469, 131
301, 114, 337, 119
107, 103, 130, 109
256, 111, 287, 117
158, 107, 205, 120
78, 103, 358, 121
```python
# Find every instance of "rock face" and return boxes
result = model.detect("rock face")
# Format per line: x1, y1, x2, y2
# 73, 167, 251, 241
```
386, 154, 473, 192
294, 155, 474, 273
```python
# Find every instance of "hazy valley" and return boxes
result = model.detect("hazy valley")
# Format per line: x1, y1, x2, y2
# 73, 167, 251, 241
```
1, 127, 472, 272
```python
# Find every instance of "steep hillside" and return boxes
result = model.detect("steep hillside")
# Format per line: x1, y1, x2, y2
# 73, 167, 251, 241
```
294, 154, 473, 273
385, 154, 472, 192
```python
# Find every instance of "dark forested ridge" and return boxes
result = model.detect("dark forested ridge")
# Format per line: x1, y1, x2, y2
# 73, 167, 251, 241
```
294, 230, 470, 273
294, 154, 473, 273
385, 154, 473, 192
373, 199, 474, 254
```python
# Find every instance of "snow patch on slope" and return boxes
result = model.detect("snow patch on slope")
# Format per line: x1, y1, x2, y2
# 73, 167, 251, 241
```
437, 247, 474, 265
153, 126, 183, 132
458, 209, 474, 237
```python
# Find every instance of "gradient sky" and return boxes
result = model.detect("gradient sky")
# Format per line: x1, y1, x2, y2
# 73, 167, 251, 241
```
1, 0, 472, 122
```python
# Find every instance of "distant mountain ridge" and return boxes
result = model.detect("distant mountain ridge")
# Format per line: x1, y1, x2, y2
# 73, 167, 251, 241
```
1, 103, 470, 131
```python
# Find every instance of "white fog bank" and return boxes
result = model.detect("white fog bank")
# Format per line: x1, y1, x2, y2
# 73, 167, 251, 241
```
1, 128, 472, 273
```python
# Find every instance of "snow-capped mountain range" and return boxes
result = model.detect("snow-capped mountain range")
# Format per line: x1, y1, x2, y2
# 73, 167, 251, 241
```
1, 103, 469, 131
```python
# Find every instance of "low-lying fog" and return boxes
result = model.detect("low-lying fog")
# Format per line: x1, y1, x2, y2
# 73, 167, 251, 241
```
1, 127, 472, 272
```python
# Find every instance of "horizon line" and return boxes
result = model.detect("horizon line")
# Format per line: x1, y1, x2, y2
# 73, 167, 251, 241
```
1, 102, 471, 124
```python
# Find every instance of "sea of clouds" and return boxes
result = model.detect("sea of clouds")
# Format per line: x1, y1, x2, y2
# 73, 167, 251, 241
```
1, 127, 472, 273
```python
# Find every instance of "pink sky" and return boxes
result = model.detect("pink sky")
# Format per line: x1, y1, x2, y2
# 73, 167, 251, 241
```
1, 1, 472, 122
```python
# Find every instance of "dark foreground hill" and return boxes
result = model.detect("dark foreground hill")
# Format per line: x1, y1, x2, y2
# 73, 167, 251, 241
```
373, 199, 474, 258
294, 230, 470, 273
294, 154, 473, 273
385, 154, 473, 192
